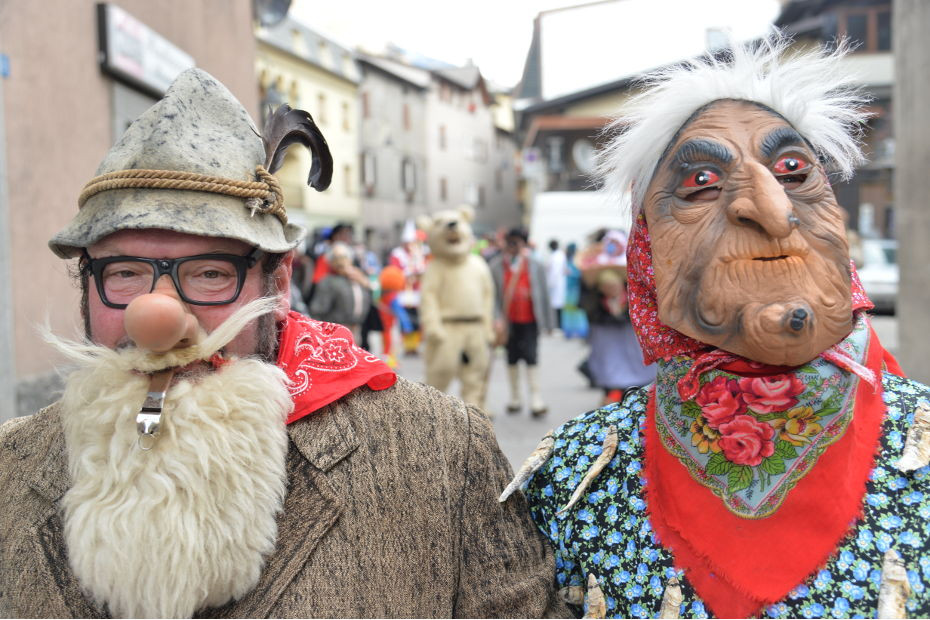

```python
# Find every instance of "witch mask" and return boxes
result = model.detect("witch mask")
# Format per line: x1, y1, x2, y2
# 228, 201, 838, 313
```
643, 100, 852, 366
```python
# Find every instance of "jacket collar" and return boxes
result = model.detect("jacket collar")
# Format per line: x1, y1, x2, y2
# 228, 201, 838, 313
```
287, 387, 360, 470
208, 394, 359, 618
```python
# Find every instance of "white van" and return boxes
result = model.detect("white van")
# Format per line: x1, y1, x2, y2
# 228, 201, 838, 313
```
528, 190, 631, 253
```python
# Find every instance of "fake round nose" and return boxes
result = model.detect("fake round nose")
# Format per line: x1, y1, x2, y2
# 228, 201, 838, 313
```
124, 293, 200, 353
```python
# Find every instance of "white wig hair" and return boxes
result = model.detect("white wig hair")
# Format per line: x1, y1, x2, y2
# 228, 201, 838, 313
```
595, 32, 871, 212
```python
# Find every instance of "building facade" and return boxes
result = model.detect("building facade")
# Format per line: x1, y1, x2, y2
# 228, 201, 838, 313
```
356, 53, 430, 260
256, 17, 362, 239
355, 52, 521, 255
424, 65, 519, 237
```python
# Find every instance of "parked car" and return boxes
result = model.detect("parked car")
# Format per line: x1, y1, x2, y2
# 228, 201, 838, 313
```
855, 238, 898, 314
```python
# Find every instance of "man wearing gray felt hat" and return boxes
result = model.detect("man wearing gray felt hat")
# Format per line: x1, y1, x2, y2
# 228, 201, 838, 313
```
0, 68, 567, 618
50, 67, 317, 258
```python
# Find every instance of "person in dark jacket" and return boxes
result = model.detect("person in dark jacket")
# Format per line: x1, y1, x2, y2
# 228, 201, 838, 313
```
489, 228, 556, 417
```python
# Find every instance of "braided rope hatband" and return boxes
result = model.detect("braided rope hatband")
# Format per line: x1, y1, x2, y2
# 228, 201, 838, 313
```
78, 166, 288, 224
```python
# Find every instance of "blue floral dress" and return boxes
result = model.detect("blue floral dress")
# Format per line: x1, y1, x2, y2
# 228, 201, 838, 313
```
524, 373, 930, 618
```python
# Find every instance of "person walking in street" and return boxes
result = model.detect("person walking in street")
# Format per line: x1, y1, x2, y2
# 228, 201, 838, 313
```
490, 227, 555, 417
559, 241, 589, 340
389, 221, 428, 356
0, 68, 567, 619
545, 239, 567, 329
373, 264, 413, 368
308, 241, 372, 342
577, 230, 655, 406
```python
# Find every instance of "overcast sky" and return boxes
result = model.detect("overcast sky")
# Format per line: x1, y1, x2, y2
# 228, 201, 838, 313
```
289, 0, 782, 89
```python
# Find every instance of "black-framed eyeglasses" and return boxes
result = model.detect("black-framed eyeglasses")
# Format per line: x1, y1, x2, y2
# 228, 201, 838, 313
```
82, 248, 264, 309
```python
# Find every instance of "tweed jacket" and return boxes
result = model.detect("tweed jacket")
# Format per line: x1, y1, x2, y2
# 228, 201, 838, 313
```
489, 253, 556, 333
0, 377, 569, 618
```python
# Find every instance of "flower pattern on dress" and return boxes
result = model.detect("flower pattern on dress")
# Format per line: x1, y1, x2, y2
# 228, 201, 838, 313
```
524, 373, 930, 618
651, 316, 869, 518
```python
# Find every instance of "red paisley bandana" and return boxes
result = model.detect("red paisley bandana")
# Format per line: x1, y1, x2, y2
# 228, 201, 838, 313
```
276, 311, 396, 424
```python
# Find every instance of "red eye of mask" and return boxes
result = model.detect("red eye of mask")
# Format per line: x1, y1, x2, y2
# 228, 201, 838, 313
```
682, 169, 720, 188
773, 155, 809, 175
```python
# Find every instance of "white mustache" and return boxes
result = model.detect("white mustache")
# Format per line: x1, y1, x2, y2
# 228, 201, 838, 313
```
43, 297, 279, 373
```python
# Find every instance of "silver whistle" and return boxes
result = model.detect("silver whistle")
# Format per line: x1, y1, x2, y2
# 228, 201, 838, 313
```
136, 369, 175, 449
136, 392, 167, 436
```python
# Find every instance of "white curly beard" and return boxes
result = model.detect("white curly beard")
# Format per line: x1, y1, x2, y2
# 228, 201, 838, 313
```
51, 301, 293, 618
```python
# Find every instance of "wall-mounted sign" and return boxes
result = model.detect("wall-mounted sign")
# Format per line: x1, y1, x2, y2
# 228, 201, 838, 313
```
97, 3, 194, 97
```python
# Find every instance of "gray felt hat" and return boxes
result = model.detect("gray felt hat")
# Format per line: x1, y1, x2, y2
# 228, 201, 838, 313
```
50, 68, 313, 258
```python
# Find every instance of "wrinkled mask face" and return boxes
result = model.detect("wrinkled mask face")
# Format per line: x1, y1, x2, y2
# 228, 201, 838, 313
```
642, 100, 852, 366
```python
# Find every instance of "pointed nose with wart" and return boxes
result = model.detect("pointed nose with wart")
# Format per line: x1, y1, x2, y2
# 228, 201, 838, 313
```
726, 160, 799, 239
124, 278, 201, 353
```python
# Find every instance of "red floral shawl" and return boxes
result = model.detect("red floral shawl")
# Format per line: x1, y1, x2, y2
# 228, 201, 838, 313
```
628, 212, 901, 617
276, 311, 396, 424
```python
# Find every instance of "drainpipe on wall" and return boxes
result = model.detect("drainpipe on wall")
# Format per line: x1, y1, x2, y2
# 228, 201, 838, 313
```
894, 0, 930, 384
0, 53, 17, 422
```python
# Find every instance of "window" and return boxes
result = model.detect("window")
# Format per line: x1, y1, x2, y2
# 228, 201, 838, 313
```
439, 125, 447, 150
342, 101, 350, 131
495, 168, 503, 192
318, 40, 332, 68
440, 177, 448, 202
291, 29, 307, 57
847, 14, 868, 47
464, 183, 478, 206
361, 92, 369, 119
877, 10, 891, 51
402, 158, 416, 196
839, 5, 892, 53
478, 185, 485, 208
362, 152, 376, 197
403, 103, 411, 131
317, 93, 327, 125
547, 136, 564, 173
344, 164, 352, 196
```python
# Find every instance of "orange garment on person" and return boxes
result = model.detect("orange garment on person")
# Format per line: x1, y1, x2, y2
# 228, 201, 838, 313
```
378, 291, 398, 358
504, 259, 535, 323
